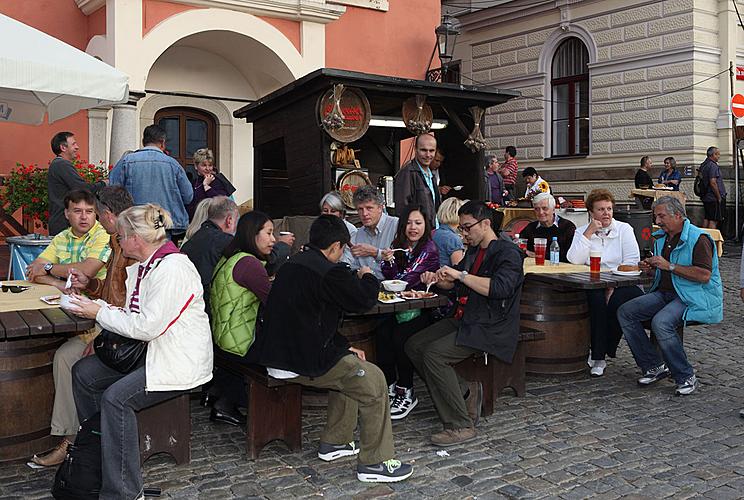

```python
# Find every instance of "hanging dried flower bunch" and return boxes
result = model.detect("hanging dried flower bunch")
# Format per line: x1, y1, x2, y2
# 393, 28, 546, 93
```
464, 106, 487, 153
322, 84, 346, 131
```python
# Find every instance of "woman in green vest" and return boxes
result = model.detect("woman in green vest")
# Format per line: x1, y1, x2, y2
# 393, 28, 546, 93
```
208, 210, 276, 425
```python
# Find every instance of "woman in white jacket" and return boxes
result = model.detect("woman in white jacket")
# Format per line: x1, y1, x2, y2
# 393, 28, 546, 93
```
567, 189, 642, 378
70, 204, 212, 500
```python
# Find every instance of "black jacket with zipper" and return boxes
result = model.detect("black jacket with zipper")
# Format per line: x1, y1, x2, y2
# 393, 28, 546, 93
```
257, 245, 379, 377
454, 238, 524, 363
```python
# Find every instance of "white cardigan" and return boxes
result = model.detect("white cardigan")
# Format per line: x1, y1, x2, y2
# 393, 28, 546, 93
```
96, 253, 213, 392
567, 219, 640, 271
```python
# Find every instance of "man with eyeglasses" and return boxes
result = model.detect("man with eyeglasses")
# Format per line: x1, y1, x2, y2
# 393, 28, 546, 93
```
406, 201, 524, 447
26, 188, 120, 467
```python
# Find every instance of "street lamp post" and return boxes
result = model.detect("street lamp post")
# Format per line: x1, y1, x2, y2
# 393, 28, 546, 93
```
435, 15, 460, 80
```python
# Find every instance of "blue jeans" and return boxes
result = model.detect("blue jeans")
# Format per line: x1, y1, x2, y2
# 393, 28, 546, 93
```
72, 356, 183, 500
617, 291, 693, 384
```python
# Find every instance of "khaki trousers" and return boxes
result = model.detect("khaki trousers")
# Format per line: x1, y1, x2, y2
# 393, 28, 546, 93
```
51, 335, 87, 436
405, 318, 478, 430
293, 354, 394, 465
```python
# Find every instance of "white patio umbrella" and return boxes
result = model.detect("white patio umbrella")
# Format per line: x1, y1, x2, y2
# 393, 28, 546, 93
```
0, 13, 129, 125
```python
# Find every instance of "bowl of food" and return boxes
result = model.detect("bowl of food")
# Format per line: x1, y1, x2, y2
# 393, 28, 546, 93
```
381, 280, 407, 292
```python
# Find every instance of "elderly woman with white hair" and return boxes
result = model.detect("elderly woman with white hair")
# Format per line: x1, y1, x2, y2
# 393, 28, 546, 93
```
519, 192, 576, 262
69, 204, 212, 500
320, 190, 357, 264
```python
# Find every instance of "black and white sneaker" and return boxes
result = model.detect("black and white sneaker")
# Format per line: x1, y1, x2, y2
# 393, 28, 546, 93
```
357, 459, 413, 482
638, 364, 670, 385
317, 441, 360, 462
388, 382, 396, 399
675, 374, 697, 396
390, 386, 417, 420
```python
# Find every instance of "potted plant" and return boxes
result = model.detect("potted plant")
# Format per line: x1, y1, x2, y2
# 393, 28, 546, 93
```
1, 157, 111, 234
1, 162, 48, 233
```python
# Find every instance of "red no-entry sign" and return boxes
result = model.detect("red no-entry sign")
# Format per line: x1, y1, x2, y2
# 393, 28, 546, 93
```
732, 94, 744, 118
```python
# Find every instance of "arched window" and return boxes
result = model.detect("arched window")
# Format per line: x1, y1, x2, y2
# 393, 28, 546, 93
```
551, 38, 589, 157
154, 107, 217, 168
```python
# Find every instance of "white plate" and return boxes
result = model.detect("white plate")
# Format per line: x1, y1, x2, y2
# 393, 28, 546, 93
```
612, 269, 642, 276
378, 296, 406, 304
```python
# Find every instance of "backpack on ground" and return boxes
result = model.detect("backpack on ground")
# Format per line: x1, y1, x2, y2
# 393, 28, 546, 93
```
694, 167, 707, 198
51, 413, 101, 500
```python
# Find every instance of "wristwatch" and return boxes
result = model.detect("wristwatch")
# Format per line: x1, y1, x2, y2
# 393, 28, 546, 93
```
669, 263, 676, 273
44, 262, 54, 275
459, 270, 469, 281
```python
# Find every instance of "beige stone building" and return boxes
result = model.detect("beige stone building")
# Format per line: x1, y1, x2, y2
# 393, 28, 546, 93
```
449, 0, 743, 227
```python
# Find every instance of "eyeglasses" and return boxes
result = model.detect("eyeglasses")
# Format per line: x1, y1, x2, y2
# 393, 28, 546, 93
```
2, 285, 30, 293
457, 219, 485, 233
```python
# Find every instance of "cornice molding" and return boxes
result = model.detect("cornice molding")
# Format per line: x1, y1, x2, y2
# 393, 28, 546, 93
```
328, 0, 387, 11
75, 0, 104, 15
76, 0, 346, 23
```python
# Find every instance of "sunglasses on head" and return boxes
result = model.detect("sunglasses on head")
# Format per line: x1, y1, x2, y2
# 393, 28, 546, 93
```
2, 285, 30, 293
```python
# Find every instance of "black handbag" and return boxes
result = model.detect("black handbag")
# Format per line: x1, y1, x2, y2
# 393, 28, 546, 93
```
93, 329, 147, 374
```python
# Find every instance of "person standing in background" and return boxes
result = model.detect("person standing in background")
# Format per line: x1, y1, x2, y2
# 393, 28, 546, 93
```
485, 155, 505, 205
394, 134, 441, 227
635, 156, 653, 189
47, 132, 107, 235
699, 146, 726, 229
109, 124, 193, 241
431, 148, 452, 197
658, 157, 682, 191
498, 146, 519, 201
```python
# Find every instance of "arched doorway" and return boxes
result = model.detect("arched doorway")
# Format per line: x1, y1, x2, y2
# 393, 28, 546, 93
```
154, 107, 217, 168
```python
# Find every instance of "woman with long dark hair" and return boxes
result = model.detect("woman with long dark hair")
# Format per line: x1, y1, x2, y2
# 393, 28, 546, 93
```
377, 206, 439, 420
207, 210, 275, 425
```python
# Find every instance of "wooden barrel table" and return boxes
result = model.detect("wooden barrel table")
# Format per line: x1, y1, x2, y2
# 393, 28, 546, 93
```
0, 307, 94, 462
338, 317, 378, 364
519, 279, 590, 374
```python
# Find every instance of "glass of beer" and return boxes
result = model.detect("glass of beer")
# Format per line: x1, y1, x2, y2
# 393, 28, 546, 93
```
534, 238, 547, 266
590, 250, 602, 274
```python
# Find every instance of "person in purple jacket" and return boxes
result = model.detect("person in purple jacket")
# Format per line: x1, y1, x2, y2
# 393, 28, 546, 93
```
377, 206, 439, 420
186, 148, 234, 220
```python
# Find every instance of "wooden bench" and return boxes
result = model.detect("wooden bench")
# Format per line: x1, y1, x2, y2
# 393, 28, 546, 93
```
214, 351, 302, 460
137, 393, 191, 465
454, 328, 545, 417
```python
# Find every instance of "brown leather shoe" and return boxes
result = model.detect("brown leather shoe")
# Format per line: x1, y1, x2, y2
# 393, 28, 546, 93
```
430, 427, 477, 447
464, 381, 483, 427
31, 438, 71, 467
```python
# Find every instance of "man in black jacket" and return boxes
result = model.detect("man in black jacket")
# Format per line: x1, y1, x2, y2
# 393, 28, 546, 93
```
181, 197, 238, 314
394, 134, 441, 227
259, 215, 413, 483
408, 201, 524, 447
47, 131, 107, 235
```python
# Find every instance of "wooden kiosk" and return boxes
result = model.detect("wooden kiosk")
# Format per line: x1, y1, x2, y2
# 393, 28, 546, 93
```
234, 68, 519, 217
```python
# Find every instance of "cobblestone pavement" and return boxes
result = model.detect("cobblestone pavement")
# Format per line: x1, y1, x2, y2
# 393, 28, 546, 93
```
2, 243, 744, 499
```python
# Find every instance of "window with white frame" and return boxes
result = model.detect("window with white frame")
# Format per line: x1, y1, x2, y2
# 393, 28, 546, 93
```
551, 38, 589, 157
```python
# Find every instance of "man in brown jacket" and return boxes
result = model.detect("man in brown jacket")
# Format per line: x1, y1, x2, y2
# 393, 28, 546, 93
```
30, 186, 135, 467
394, 134, 441, 227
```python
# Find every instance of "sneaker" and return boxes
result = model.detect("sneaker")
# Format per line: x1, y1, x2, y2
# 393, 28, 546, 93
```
430, 427, 477, 447
590, 360, 606, 377
31, 438, 71, 467
388, 382, 396, 399
317, 441, 360, 462
675, 374, 697, 396
464, 381, 483, 427
357, 459, 413, 482
390, 386, 418, 420
587, 355, 595, 368
638, 364, 670, 385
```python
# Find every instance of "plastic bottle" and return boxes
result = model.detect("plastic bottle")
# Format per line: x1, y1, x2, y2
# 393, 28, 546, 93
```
549, 236, 560, 265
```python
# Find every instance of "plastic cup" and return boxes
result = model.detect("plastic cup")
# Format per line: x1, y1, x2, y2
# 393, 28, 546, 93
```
534, 238, 547, 266
517, 238, 527, 251
590, 250, 602, 274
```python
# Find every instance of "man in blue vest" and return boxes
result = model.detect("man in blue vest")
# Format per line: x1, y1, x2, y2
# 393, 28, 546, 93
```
618, 196, 722, 396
